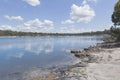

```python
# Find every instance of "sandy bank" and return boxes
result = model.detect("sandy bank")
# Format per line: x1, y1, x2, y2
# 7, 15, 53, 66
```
60, 46, 120, 80
87, 48, 120, 80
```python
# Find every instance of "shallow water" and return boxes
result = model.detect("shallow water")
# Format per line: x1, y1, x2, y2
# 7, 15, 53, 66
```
0, 36, 102, 80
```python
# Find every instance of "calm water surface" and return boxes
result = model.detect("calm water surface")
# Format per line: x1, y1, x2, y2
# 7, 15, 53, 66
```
0, 36, 102, 79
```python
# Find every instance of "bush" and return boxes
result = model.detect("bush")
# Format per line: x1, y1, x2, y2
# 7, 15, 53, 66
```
110, 26, 120, 41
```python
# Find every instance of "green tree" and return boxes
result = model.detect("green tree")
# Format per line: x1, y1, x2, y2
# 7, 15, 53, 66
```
111, 0, 120, 41
112, 0, 120, 26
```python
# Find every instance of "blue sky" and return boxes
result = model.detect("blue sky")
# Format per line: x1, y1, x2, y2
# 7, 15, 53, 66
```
0, 0, 118, 33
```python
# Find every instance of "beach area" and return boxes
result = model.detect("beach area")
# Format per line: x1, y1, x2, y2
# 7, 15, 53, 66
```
31, 42, 120, 80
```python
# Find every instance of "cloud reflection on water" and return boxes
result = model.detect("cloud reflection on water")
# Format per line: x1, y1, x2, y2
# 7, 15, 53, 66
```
0, 37, 54, 58
0, 36, 102, 59
8, 52, 24, 59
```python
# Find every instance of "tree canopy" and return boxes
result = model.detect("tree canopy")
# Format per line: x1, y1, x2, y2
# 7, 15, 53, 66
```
112, 0, 120, 26
111, 0, 120, 41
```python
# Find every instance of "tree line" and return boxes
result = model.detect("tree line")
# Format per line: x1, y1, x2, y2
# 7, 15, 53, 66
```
0, 30, 109, 36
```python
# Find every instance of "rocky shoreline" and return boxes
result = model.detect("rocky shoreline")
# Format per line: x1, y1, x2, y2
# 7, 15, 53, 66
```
31, 41, 120, 80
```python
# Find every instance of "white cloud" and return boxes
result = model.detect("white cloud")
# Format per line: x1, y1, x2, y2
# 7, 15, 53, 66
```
0, 18, 54, 32
8, 53, 24, 58
42, 20, 54, 27
0, 25, 14, 30
4, 15, 23, 21
55, 26, 91, 33
58, 27, 80, 33
23, 19, 42, 28
23, 19, 53, 28
83, 0, 97, 4
70, 4, 95, 23
61, 19, 74, 24
23, 0, 40, 6
17, 19, 54, 32
88, 0, 97, 3
61, 0, 96, 24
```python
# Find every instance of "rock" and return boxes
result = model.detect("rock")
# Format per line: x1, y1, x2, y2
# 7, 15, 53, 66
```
84, 48, 89, 51
71, 50, 81, 53
74, 53, 80, 57
73, 62, 88, 67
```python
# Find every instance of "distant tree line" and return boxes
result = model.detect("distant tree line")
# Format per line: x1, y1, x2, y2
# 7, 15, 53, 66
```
0, 30, 110, 37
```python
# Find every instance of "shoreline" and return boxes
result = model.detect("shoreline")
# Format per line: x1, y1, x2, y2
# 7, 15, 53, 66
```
57, 42, 120, 80
31, 41, 120, 80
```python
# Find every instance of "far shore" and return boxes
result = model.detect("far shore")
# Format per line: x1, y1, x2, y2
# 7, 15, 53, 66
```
0, 30, 110, 37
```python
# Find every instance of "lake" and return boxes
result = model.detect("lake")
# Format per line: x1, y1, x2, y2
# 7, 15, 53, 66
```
0, 36, 103, 80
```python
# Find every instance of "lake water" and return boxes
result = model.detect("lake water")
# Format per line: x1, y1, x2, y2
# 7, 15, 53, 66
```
0, 36, 103, 80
